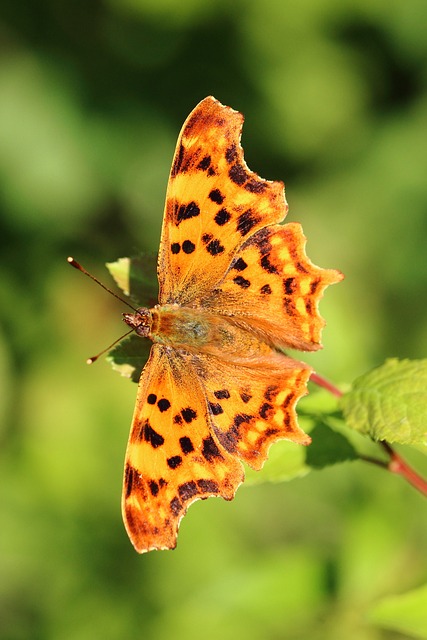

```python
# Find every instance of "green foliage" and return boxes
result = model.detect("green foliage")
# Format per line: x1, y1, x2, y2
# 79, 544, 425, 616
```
107, 335, 151, 383
107, 255, 159, 308
368, 584, 427, 639
341, 359, 427, 446
106, 256, 156, 382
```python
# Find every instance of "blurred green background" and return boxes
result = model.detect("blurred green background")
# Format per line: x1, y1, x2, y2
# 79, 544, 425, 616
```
1, 1, 426, 639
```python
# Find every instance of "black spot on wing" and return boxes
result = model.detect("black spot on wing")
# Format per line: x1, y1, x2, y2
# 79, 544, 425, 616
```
170, 496, 182, 515
202, 233, 213, 245
225, 144, 238, 163
149, 480, 160, 496
284, 297, 296, 315
134, 422, 145, 442
144, 423, 165, 448
214, 208, 231, 226
147, 394, 157, 404
310, 279, 321, 294
181, 407, 197, 423
197, 479, 219, 494
233, 413, 253, 427
209, 189, 225, 204
124, 464, 140, 499
229, 163, 248, 186
284, 414, 293, 431
233, 276, 251, 289
213, 425, 238, 453
167, 455, 183, 469
263, 427, 280, 438
171, 242, 180, 254
179, 436, 194, 454
206, 239, 225, 255
284, 277, 295, 294
176, 201, 200, 224
264, 385, 279, 401
214, 389, 230, 400
182, 240, 195, 254
259, 402, 273, 419
232, 257, 248, 271
202, 436, 222, 461
297, 262, 309, 274
157, 398, 171, 412
179, 481, 198, 501
281, 393, 292, 408
209, 402, 224, 415
237, 210, 260, 236
239, 390, 252, 403
171, 142, 185, 177
245, 179, 267, 193
261, 254, 279, 274
197, 155, 211, 171
260, 284, 272, 295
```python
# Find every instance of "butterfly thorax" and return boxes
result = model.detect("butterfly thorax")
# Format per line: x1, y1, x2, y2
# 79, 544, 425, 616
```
126, 304, 273, 362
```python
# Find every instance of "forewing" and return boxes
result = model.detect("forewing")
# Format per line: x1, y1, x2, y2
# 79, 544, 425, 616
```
158, 96, 288, 305
122, 344, 244, 553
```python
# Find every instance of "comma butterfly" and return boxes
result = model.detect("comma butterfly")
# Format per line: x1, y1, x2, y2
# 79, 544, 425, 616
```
111, 97, 342, 553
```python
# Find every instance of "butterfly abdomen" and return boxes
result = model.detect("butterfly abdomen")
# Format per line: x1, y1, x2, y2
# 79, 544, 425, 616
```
151, 305, 273, 362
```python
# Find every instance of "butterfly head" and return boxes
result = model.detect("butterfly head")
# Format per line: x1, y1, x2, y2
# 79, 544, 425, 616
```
123, 308, 152, 338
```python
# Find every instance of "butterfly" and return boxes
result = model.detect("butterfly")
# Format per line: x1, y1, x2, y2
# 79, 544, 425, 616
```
120, 96, 342, 553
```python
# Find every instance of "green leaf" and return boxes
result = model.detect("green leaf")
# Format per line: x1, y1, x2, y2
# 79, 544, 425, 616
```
106, 254, 158, 307
305, 421, 358, 469
299, 390, 360, 468
107, 334, 151, 383
106, 257, 132, 296
340, 358, 427, 446
298, 386, 342, 416
368, 583, 427, 639
106, 255, 156, 381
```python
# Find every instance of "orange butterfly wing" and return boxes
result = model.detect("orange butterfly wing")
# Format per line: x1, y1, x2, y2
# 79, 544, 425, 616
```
189, 350, 312, 470
157, 96, 288, 305
206, 222, 342, 351
122, 345, 244, 552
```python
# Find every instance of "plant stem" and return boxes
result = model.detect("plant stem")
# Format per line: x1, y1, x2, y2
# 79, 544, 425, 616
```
310, 371, 427, 498
380, 442, 427, 497
310, 371, 343, 397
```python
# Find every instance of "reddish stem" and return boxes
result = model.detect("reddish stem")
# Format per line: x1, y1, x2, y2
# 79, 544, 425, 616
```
310, 371, 427, 498
310, 371, 343, 397
380, 442, 427, 497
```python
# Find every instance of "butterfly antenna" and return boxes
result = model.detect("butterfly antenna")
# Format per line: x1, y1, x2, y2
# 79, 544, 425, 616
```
86, 328, 135, 364
67, 256, 137, 312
